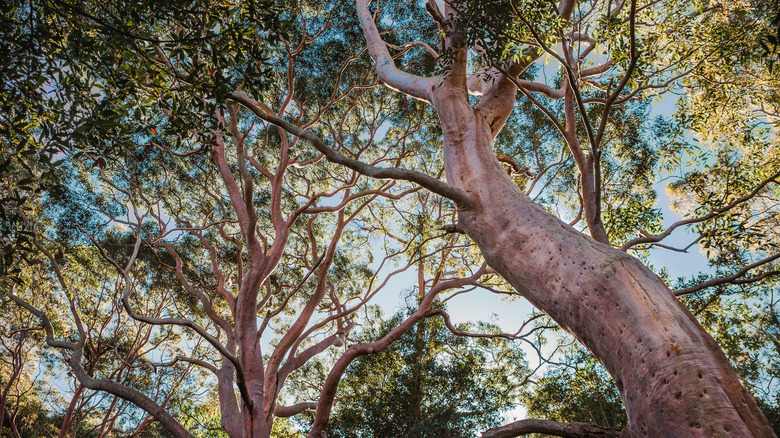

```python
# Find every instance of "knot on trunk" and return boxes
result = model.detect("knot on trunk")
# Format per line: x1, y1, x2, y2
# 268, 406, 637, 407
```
441, 223, 465, 234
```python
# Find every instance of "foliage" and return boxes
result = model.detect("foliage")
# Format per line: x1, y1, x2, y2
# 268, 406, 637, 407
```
522, 346, 627, 430
318, 304, 527, 438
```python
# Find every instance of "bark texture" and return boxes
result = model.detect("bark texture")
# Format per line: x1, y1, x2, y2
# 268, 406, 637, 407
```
431, 83, 776, 437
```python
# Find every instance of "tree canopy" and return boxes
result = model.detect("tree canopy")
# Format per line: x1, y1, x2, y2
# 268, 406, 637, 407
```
1, 0, 779, 437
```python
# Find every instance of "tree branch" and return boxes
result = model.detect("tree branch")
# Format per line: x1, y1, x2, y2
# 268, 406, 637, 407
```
355, 0, 437, 101
516, 79, 566, 99
621, 170, 780, 251
674, 253, 780, 296
229, 92, 473, 209
68, 348, 195, 438
480, 418, 622, 438
591, 0, 639, 150
274, 402, 318, 418
5, 285, 76, 350
308, 267, 488, 436
277, 321, 357, 385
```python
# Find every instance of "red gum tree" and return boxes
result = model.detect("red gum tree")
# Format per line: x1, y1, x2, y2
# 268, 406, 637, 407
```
6, 0, 780, 437
9, 111, 486, 438
296, 0, 774, 436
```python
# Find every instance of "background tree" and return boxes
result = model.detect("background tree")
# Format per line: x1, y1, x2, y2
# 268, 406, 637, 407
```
0, 300, 59, 438
316, 304, 527, 438
521, 345, 626, 432
3, 1, 499, 437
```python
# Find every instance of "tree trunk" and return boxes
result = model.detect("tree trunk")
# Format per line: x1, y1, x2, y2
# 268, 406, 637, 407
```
240, 344, 272, 438
433, 87, 776, 437
58, 384, 84, 438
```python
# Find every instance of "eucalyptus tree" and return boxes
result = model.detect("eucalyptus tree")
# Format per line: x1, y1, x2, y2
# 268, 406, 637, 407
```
339, 0, 777, 436
3, 0, 780, 437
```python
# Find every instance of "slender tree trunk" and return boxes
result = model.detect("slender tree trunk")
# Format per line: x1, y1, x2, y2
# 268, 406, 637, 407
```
2, 405, 20, 438
58, 384, 84, 438
234, 258, 272, 438
433, 86, 776, 437
240, 345, 272, 438
409, 319, 427, 433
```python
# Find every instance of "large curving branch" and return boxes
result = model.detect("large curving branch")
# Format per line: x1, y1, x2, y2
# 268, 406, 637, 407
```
68, 348, 195, 438
229, 92, 473, 209
480, 418, 622, 438
155, 32, 469, 208
274, 402, 318, 418
355, 0, 438, 101
5, 285, 77, 351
